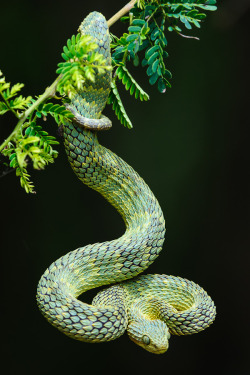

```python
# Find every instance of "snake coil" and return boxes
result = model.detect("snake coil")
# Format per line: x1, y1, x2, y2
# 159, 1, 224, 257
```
36, 12, 216, 354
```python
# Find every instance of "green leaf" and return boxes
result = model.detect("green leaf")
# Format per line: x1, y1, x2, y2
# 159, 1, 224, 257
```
152, 59, 160, 73
147, 51, 159, 66
0, 101, 8, 115
149, 72, 159, 85
165, 69, 172, 79
146, 64, 154, 77
180, 15, 192, 29
145, 45, 159, 60
116, 66, 149, 101
107, 81, 133, 129
204, 5, 217, 11
132, 19, 146, 27
120, 16, 130, 22
126, 34, 138, 43
133, 54, 140, 67
10, 83, 24, 98
195, 13, 207, 20
128, 26, 142, 33
21, 136, 40, 145
151, 28, 160, 41
158, 78, 166, 93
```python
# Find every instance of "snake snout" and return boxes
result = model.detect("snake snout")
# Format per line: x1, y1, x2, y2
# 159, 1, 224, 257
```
127, 318, 170, 354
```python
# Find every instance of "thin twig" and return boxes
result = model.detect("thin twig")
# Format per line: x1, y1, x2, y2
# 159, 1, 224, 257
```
107, 0, 137, 27
178, 32, 200, 40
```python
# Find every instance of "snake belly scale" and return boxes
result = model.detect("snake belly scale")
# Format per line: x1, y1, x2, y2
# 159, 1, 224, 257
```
36, 12, 216, 354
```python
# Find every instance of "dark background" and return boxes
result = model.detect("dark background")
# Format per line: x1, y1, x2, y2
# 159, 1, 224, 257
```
0, 0, 249, 374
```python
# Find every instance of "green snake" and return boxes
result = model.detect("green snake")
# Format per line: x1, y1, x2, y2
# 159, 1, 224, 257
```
36, 12, 216, 354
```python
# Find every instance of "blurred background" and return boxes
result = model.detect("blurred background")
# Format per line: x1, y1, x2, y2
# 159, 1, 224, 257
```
0, 0, 249, 374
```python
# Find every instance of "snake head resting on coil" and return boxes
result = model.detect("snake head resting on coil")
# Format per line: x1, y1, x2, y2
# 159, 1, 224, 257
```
127, 298, 171, 354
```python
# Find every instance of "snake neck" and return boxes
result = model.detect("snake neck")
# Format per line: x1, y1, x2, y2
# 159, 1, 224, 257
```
63, 121, 164, 231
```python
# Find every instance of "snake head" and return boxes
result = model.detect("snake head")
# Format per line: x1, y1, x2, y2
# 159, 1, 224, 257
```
127, 317, 170, 354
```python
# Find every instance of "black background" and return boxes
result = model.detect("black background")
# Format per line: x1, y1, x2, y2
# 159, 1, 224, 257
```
0, 1, 249, 374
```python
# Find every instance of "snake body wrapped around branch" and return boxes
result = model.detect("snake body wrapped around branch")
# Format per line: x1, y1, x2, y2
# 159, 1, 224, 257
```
36, 12, 216, 354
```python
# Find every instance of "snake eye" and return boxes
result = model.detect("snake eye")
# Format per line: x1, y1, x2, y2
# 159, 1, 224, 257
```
142, 335, 150, 345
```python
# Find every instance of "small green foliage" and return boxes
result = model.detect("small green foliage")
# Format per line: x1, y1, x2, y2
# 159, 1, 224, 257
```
0, 72, 69, 193
0, 71, 32, 116
116, 66, 149, 101
2, 119, 60, 193
108, 0, 216, 127
36, 102, 74, 125
110, 0, 217, 98
137, 0, 146, 9
107, 82, 133, 129
56, 33, 112, 99
3, 144, 36, 193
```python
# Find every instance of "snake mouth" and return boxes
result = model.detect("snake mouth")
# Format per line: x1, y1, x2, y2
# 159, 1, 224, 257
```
149, 342, 169, 355
128, 332, 169, 355
130, 338, 169, 354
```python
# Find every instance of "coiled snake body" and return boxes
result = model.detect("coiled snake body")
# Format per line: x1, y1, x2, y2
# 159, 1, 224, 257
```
37, 12, 216, 354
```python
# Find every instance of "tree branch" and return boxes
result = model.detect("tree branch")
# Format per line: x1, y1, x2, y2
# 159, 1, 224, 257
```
107, 0, 137, 27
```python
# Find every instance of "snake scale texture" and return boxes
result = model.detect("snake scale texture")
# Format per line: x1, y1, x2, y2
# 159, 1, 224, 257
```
37, 12, 216, 354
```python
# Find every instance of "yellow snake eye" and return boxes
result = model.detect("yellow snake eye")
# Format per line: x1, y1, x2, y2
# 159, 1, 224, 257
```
142, 335, 150, 345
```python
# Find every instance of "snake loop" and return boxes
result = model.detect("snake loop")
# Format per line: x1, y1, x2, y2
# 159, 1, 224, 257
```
36, 12, 216, 354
